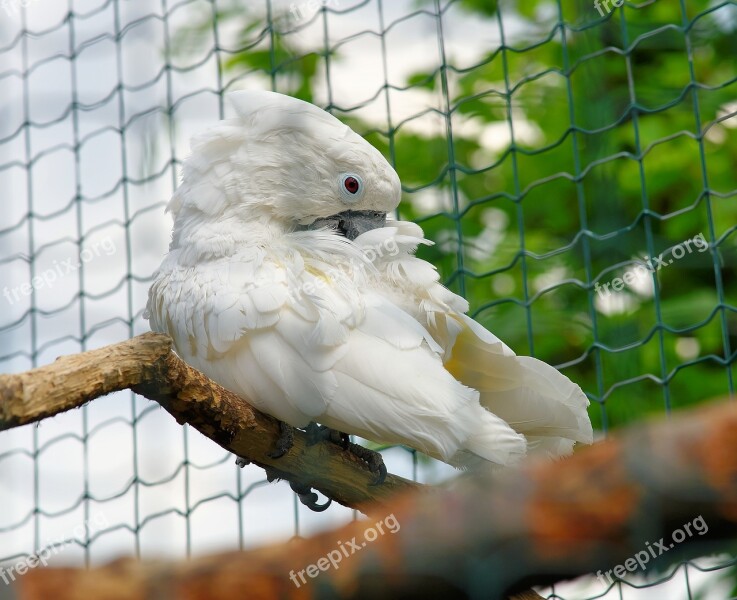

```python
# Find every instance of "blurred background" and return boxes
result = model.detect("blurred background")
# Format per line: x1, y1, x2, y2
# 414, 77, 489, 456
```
0, 0, 735, 598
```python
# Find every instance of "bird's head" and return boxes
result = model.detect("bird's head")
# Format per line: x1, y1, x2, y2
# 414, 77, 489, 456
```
169, 90, 401, 244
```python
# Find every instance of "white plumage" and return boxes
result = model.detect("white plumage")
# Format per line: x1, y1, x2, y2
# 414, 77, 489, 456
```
145, 90, 593, 470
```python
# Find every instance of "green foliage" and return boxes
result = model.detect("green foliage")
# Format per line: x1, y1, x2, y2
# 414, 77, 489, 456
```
174, 0, 737, 434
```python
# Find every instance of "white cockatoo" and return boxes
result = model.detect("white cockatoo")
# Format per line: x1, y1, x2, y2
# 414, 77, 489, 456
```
146, 90, 593, 491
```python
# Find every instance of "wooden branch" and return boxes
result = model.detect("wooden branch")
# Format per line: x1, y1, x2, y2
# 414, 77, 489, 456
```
9, 399, 737, 599
0, 333, 419, 513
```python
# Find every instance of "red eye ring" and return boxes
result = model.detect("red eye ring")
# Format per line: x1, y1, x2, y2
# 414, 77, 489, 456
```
343, 176, 360, 194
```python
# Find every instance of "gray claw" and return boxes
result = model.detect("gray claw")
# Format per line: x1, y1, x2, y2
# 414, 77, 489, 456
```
345, 441, 387, 485
268, 421, 295, 459
290, 481, 332, 512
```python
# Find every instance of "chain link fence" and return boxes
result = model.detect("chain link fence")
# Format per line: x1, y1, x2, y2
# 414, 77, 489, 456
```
0, 0, 735, 597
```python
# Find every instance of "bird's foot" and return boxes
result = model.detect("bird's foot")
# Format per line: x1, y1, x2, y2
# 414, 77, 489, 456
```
289, 481, 332, 512
268, 421, 295, 459
345, 441, 387, 485
262, 422, 333, 512
304, 422, 349, 448
235, 420, 295, 467
305, 422, 385, 485
262, 466, 332, 512
260, 422, 383, 510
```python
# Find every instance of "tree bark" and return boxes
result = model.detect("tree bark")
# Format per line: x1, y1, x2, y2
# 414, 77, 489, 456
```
7, 399, 737, 599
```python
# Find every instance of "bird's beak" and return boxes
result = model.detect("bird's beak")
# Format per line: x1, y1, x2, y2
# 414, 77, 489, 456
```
308, 210, 386, 241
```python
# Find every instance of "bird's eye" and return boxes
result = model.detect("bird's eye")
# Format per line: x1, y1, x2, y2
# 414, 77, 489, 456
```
339, 173, 364, 202
344, 177, 360, 194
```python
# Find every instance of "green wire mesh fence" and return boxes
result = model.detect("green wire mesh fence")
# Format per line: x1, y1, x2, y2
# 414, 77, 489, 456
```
0, 0, 735, 597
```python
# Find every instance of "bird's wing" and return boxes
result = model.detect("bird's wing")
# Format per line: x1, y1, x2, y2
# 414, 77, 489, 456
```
355, 221, 593, 458
322, 291, 527, 465
441, 313, 593, 454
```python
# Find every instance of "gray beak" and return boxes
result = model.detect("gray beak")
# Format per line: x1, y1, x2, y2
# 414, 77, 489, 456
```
309, 210, 387, 241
